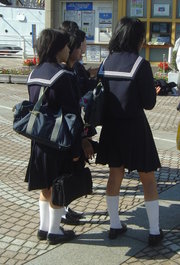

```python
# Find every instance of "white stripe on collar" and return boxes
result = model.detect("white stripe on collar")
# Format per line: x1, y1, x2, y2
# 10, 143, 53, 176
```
99, 56, 143, 79
27, 69, 74, 85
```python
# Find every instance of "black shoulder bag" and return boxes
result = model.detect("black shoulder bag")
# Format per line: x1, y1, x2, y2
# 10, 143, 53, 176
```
81, 80, 106, 127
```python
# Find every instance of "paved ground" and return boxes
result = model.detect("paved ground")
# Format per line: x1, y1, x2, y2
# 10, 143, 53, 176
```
0, 57, 24, 69
0, 59, 180, 264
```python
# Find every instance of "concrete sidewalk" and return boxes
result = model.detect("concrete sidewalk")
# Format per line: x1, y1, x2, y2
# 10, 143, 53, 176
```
0, 83, 180, 265
25, 183, 180, 265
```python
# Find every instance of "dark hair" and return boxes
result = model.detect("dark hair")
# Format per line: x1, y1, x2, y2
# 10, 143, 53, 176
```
58, 27, 83, 55
59, 21, 86, 53
109, 17, 145, 54
60, 20, 79, 34
36, 28, 69, 64
78, 29, 86, 43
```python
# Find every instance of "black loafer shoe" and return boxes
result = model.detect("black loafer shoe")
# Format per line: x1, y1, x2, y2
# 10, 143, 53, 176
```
47, 230, 76, 245
67, 208, 84, 219
61, 213, 81, 225
37, 230, 48, 240
149, 229, 164, 246
108, 223, 127, 239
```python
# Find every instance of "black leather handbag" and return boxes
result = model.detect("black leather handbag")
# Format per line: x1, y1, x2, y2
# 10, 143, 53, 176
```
52, 166, 92, 207
12, 87, 80, 150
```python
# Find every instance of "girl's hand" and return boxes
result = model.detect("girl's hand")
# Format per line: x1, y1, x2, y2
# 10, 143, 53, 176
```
73, 157, 80, 162
82, 138, 94, 159
156, 86, 161, 95
88, 67, 98, 78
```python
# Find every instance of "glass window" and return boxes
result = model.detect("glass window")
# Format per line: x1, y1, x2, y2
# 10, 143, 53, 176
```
150, 22, 171, 44
139, 47, 145, 58
177, 0, 180, 18
126, 0, 147, 18
150, 48, 169, 62
176, 24, 180, 40
151, 0, 172, 18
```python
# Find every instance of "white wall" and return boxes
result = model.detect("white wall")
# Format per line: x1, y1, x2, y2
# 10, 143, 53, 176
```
0, 6, 45, 56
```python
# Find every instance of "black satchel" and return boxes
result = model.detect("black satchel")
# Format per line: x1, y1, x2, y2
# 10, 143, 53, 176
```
12, 87, 80, 150
154, 79, 177, 96
81, 81, 105, 127
52, 166, 92, 207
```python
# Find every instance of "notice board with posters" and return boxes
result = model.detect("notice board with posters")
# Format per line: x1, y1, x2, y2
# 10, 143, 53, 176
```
62, 1, 112, 62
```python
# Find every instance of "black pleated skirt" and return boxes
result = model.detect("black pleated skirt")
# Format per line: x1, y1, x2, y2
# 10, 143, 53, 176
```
25, 141, 72, 191
96, 112, 161, 172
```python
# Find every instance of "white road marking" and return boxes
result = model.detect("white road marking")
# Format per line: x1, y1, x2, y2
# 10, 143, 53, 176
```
0, 106, 176, 144
0, 104, 12, 110
154, 136, 176, 143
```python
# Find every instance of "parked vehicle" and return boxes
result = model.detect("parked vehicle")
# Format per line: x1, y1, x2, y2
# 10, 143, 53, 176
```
0, 44, 22, 55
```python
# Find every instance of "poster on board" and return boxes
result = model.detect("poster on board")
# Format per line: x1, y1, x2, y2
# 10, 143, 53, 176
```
99, 12, 112, 25
99, 28, 112, 42
101, 46, 109, 59
64, 10, 81, 28
63, 1, 113, 45
99, 11, 112, 42
66, 2, 93, 11
154, 4, 170, 16
82, 11, 95, 41
86, 45, 101, 62
130, 0, 143, 17
64, 2, 94, 39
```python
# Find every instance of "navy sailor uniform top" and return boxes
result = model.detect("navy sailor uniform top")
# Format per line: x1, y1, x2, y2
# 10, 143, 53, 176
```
27, 62, 83, 158
98, 52, 156, 121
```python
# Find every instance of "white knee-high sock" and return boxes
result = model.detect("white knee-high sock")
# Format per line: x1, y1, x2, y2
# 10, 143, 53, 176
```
145, 200, 160, 235
62, 206, 68, 219
39, 200, 49, 232
106, 195, 122, 229
48, 206, 65, 235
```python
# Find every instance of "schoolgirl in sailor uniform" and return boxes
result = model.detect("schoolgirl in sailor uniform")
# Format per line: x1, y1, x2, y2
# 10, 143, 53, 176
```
57, 26, 96, 225
26, 63, 82, 191
97, 51, 160, 171
25, 28, 83, 245
96, 17, 163, 246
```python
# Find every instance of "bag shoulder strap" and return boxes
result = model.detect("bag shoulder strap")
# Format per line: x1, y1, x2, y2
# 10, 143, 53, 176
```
26, 86, 63, 140
38, 86, 46, 100
33, 86, 48, 111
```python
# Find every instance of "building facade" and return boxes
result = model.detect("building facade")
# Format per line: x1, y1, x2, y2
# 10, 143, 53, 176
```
0, 1, 45, 56
45, 0, 180, 63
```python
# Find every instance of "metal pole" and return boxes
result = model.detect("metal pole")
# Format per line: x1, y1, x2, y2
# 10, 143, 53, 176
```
163, 53, 166, 75
22, 37, 25, 59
